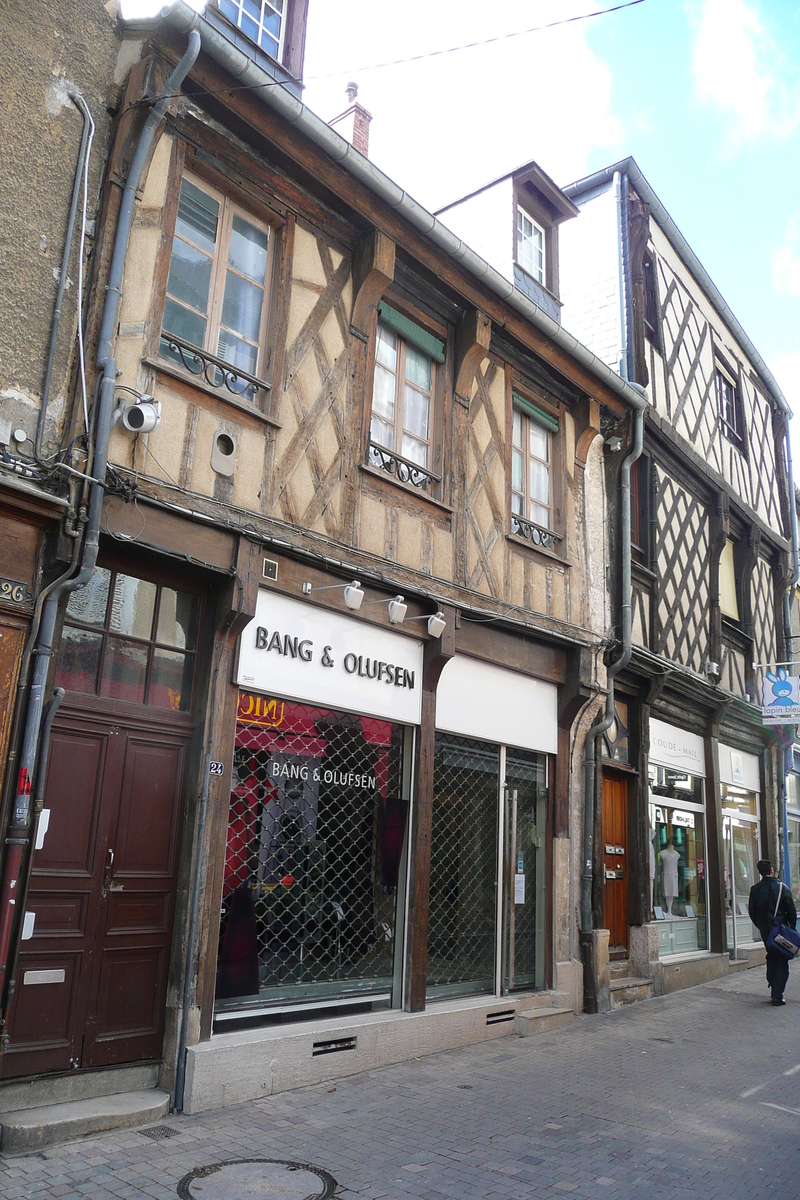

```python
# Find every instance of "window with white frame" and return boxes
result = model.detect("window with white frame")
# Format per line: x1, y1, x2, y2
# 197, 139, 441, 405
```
715, 356, 744, 449
511, 405, 552, 531
218, 0, 284, 61
369, 306, 445, 476
516, 207, 545, 285
160, 175, 273, 395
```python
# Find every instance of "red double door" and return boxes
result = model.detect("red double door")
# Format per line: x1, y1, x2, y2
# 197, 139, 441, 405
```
2, 694, 191, 1077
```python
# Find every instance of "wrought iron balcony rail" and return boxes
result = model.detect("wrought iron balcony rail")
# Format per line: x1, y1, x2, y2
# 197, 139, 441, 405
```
510, 513, 563, 550
159, 332, 271, 398
367, 441, 440, 492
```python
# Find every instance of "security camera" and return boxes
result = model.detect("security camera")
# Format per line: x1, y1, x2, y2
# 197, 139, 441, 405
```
122, 401, 160, 433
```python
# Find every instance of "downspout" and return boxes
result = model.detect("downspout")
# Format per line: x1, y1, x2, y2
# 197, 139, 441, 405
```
35, 92, 95, 463
0, 32, 202, 1010
580, 385, 646, 1009
614, 171, 629, 382
780, 428, 799, 886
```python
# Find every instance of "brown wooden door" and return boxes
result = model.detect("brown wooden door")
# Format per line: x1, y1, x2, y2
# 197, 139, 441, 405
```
602, 771, 629, 953
2, 695, 191, 1077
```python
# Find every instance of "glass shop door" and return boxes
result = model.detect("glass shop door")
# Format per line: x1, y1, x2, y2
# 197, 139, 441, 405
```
501, 749, 548, 994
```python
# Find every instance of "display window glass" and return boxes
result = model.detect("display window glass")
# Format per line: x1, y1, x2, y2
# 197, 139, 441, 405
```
215, 693, 412, 1017
721, 783, 761, 945
786, 770, 800, 904
649, 766, 709, 956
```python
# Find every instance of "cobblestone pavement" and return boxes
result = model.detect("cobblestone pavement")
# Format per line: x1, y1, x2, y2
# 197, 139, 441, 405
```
2, 964, 799, 1199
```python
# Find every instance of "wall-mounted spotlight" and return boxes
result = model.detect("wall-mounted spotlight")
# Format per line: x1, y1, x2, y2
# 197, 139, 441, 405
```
605, 435, 623, 453
302, 579, 365, 610
426, 612, 447, 638
387, 596, 407, 624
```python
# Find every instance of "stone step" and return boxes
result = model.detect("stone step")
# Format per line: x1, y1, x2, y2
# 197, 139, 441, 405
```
0, 1089, 170, 1155
609, 977, 654, 1008
0, 1062, 160, 1116
516, 1007, 574, 1036
609, 959, 630, 980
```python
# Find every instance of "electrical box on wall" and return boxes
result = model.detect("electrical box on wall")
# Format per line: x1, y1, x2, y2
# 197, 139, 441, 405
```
211, 431, 236, 477
262, 559, 278, 581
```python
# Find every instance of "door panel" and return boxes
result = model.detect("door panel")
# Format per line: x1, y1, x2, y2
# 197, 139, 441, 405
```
2, 703, 190, 1078
602, 772, 629, 953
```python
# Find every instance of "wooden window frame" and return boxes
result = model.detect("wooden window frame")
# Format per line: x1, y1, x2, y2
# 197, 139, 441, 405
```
718, 537, 740, 622
714, 350, 746, 453
516, 205, 546, 286
217, 0, 287, 63
364, 295, 449, 503
508, 384, 564, 558
155, 164, 279, 415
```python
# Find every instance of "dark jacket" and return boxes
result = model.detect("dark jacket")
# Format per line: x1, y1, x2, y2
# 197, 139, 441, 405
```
748, 876, 797, 943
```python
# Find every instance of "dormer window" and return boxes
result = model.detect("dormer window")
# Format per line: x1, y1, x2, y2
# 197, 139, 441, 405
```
517, 207, 545, 285
219, 0, 284, 60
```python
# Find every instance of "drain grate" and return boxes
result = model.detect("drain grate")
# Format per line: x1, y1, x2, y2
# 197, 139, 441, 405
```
485, 1008, 516, 1026
177, 1159, 337, 1200
140, 1125, 179, 1142
312, 1035, 357, 1057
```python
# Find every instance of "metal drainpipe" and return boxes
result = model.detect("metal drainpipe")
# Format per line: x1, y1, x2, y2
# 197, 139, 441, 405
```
780, 427, 800, 886
614, 172, 629, 382
0, 32, 202, 1007
35, 93, 94, 463
580, 389, 645, 1002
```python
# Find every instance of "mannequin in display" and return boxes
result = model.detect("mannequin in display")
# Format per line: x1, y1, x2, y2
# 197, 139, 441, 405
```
649, 836, 657, 915
660, 838, 681, 915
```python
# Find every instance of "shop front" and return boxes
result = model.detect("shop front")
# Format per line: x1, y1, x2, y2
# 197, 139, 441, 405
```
648, 719, 709, 958
427, 656, 556, 999
718, 744, 762, 948
787, 753, 800, 904
215, 588, 422, 1022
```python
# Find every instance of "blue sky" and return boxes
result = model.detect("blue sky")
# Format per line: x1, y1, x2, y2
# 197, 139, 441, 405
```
300, 0, 800, 453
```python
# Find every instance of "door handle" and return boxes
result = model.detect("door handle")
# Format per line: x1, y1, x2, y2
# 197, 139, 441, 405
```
106, 848, 115, 873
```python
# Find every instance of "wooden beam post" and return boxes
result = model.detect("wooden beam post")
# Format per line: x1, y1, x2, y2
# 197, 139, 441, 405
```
454, 308, 491, 405
405, 606, 456, 1012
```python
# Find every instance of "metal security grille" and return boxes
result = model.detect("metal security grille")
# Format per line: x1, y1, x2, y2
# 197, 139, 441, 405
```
503, 750, 547, 993
216, 696, 408, 1011
427, 734, 500, 996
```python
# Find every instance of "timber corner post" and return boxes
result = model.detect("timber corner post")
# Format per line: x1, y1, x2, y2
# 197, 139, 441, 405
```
405, 606, 456, 1012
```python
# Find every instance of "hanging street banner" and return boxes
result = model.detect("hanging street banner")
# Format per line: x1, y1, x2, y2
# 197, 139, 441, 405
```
761, 669, 800, 726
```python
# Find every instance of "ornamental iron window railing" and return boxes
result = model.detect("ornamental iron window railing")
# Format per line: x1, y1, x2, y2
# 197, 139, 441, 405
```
159, 332, 271, 399
367, 440, 440, 493
510, 512, 563, 550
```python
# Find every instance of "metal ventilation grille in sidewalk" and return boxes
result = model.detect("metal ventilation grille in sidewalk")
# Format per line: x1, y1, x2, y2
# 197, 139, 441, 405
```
427, 734, 500, 995
215, 699, 408, 1010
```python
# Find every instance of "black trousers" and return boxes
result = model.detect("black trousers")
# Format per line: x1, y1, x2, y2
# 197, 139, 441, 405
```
766, 947, 790, 999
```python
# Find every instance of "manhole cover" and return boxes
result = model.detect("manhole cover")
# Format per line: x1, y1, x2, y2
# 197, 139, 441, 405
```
177, 1158, 337, 1200
140, 1125, 179, 1141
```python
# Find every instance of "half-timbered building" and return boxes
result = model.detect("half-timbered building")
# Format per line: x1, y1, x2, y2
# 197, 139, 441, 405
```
0, 1, 653, 1132
559, 158, 797, 998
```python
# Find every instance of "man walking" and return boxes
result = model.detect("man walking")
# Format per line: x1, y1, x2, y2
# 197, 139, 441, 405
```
748, 859, 797, 1006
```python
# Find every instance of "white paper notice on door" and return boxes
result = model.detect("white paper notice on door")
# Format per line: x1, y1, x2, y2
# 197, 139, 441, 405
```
514, 873, 526, 905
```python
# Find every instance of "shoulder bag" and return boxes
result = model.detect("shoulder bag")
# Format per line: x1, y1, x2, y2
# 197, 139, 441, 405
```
765, 881, 800, 959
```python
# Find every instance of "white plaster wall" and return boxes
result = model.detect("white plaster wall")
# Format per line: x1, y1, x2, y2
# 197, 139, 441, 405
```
560, 184, 622, 373
437, 178, 514, 284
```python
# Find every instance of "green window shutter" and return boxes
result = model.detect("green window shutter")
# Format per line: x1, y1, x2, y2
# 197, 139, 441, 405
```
378, 302, 446, 364
512, 392, 559, 433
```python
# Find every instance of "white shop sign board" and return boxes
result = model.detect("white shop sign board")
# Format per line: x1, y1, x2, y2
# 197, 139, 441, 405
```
649, 718, 706, 778
237, 589, 424, 725
435, 655, 558, 754
718, 743, 760, 792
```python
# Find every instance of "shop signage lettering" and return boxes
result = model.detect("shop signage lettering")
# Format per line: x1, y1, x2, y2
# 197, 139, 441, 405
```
270, 760, 377, 790
253, 627, 415, 692
237, 693, 285, 727
649, 719, 706, 778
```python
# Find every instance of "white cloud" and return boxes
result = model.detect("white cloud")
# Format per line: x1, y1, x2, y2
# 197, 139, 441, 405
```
303, 1, 622, 210
773, 218, 800, 297
689, 0, 800, 144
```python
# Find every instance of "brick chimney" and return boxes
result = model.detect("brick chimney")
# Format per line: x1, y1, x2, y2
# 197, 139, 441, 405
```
328, 81, 372, 157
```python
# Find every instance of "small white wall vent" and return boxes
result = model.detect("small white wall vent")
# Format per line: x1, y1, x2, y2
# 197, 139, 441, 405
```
211, 431, 236, 477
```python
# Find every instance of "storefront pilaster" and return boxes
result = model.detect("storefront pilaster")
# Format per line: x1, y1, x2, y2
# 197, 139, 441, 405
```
404, 614, 455, 1013
703, 722, 726, 955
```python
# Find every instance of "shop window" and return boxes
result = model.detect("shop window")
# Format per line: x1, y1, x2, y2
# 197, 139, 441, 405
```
788, 770, 800, 903
715, 352, 745, 451
643, 251, 659, 347
367, 302, 445, 495
719, 538, 740, 621
721, 782, 762, 945
55, 567, 200, 711
160, 174, 275, 403
215, 696, 411, 1013
510, 395, 561, 551
648, 766, 708, 955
